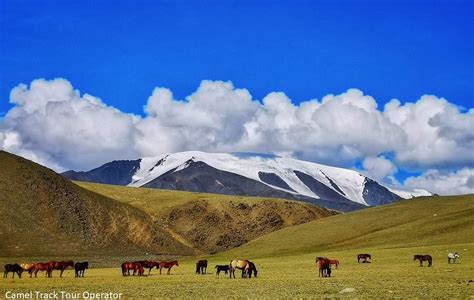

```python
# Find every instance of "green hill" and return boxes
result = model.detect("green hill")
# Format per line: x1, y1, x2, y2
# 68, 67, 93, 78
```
220, 193, 474, 258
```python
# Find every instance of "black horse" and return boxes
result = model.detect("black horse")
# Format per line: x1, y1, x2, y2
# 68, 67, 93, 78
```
215, 265, 229, 278
196, 260, 208, 275
244, 261, 258, 278
74, 262, 88, 278
4, 264, 23, 278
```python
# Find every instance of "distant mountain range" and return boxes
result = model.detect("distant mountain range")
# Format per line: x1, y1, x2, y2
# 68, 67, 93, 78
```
62, 151, 432, 212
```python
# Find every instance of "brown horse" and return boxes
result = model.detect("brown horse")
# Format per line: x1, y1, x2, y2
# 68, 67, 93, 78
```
135, 261, 159, 275
31, 263, 52, 278
357, 254, 372, 263
414, 255, 432, 267
328, 259, 339, 269
159, 261, 178, 275
196, 260, 208, 275
316, 257, 331, 277
4, 264, 23, 278
229, 259, 257, 279
122, 262, 144, 276
48, 261, 74, 277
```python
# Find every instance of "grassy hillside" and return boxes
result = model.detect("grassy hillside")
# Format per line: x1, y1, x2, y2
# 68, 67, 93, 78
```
75, 181, 334, 253
0, 151, 194, 258
220, 194, 474, 258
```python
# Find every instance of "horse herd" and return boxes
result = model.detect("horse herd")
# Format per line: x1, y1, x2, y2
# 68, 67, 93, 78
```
3, 252, 462, 279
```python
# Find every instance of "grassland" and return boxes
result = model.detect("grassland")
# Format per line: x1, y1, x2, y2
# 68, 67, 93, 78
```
1, 194, 473, 298
1, 244, 473, 298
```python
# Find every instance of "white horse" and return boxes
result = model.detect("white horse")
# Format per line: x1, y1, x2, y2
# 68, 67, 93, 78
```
447, 252, 460, 264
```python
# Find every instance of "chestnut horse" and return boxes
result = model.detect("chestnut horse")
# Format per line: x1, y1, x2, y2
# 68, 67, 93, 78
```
31, 263, 52, 278
357, 254, 372, 263
328, 259, 339, 269
4, 264, 23, 278
48, 261, 74, 277
229, 259, 257, 279
316, 257, 331, 277
135, 261, 159, 275
196, 260, 208, 275
414, 255, 432, 267
159, 261, 178, 275
122, 262, 144, 276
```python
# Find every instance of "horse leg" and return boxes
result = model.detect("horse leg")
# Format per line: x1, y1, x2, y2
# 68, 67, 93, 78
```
60, 269, 64, 278
167, 267, 171, 275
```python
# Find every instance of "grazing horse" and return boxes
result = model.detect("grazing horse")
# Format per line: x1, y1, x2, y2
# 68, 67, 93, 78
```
357, 254, 372, 263
414, 255, 432, 267
159, 261, 178, 275
448, 252, 460, 264
137, 261, 159, 275
328, 259, 340, 269
32, 263, 52, 278
245, 261, 258, 278
20, 263, 35, 276
48, 261, 74, 277
122, 262, 144, 276
74, 262, 89, 278
196, 260, 208, 275
316, 257, 331, 277
229, 259, 257, 279
4, 264, 23, 278
215, 265, 229, 278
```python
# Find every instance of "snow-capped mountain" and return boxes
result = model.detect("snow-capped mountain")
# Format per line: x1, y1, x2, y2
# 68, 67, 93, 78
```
62, 151, 432, 212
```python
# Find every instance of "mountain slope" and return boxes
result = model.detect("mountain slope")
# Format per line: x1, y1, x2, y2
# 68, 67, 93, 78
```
63, 151, 431, 212
220, 194, 474, 258
75, 181, 335, 254
0, 151, 194, 258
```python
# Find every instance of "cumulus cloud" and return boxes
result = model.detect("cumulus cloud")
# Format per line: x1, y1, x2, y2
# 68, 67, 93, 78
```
0, 78, 473, 195
362, 156, 398, 184
404, 168, 474, 195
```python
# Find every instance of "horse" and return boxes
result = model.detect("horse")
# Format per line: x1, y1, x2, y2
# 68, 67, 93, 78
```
20, 263, 35, 276
229, 259, 257, 279
357, 254, 371, 263
328, 259, 340, 269
135, 261, 159, 275
316, 257, 331, 277
74, 262, 88, 278
4, 264, 23, 278
31, 263, 52, 278
121, 262, 144, 276
48, 261, 74, 277
448, 252, 460, 264
196, 260, 208, 275
159, 261, 178, 275
215, 265, 229, 278
245, 261, 258, 278
414, 255, 432, 267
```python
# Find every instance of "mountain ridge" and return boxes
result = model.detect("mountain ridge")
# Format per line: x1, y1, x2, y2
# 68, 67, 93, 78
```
63, 151, 432, 212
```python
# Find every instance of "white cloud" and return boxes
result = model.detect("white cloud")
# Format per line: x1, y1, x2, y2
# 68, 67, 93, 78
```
362, 156, 398, 183
1, 77, 473, 195
404, 168, 474, 195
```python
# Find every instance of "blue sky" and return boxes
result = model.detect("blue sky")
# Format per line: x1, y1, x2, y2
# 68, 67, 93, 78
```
0, 0, 473, 194
1, 0, 473, 115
